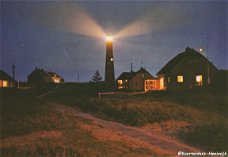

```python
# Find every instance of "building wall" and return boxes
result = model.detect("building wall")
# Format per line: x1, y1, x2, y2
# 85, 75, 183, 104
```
117, 72, 159, 92
129, 73, 145, 91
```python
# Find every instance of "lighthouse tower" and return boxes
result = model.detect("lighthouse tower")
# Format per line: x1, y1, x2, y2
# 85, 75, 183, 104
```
105, 36, 115, 86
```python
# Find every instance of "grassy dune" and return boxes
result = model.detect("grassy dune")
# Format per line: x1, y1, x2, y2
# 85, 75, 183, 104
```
1, 85, 227, 155
45, 84, 228, 152
0, 89, 158, 157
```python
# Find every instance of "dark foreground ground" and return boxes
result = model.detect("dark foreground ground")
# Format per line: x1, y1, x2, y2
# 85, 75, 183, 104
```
0, 84, 227, 156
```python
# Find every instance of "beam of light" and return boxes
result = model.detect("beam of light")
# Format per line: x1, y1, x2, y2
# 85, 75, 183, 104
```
115, 4, 185, 39
67, 7, 106, 39
38, 2, 185, 42
39, 3, 106, 39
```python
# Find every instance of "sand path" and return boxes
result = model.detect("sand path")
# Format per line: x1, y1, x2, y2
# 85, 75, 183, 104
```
52, 102, 199, 156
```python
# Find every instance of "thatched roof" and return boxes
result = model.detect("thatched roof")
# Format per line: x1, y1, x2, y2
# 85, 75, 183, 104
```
157, 47, 217, 75
28, 68, 62, 78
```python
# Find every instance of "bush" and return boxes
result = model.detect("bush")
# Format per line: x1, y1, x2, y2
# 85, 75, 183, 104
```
180, 122, 228, 151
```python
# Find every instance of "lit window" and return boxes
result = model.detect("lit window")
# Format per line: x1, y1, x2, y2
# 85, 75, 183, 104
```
111, 58, 113, 62
117, 80, 123, 85
196, 75, 203, 86
3, 81, 8, 87
117, 80, 123, 89
144, 80, 157, 91
54, 79, 60, 83
160, 78, 164, 89
177, 75, 183, 83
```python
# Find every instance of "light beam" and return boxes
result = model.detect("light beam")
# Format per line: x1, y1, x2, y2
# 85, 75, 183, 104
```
39, 4, 106, 39
115, 4, 185, 39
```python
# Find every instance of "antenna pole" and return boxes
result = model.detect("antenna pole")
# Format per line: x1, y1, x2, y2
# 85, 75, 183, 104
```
131, 62, 133, 72
18, 79, 20, 88
12, 64, 15, 88
205, 35, 210, 85
77, 74, 79, 83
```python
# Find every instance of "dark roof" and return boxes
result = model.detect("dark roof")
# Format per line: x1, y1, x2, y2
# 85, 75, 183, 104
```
117, 68, 155, 80
157, 47, 216, 75
136, 68, 155, 79
28, 68, 49, 77
48, 72, 60, 77
117, 72, 136, 80
0, 70, 12, 80
28, 68, 62, 78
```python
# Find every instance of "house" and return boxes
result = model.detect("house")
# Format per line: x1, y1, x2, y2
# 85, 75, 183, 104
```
0, 70, 13, 88
117, 67, 159, 91
156, 47, 219, 90
28, 68, 64, 85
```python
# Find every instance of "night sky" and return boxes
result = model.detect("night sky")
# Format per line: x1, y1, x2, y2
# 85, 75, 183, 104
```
1, 1, 227, 82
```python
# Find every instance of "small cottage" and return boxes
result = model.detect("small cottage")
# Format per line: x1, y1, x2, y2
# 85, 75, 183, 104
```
117, 68, 159, 91
28, 68, 64, 85
156, 47, 218, 90
0, 70, 13, 88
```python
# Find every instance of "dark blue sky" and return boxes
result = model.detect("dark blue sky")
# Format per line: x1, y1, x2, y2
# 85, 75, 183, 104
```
1, 1, 227, 82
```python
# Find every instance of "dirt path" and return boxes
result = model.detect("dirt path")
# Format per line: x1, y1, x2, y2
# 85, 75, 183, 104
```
51, 102, 199, 156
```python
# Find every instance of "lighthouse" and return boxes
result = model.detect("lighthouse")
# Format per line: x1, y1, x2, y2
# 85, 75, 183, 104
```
105, 36, 115, 86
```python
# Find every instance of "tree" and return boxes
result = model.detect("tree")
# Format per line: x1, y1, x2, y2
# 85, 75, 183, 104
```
90, 70, 103, 83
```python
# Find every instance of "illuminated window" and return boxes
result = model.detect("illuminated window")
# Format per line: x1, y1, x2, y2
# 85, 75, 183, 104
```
54, 79, 60, 83
160, 78, 164, 89
117, 80, 123, 89
111, 58, 113, 61
177, 75, 183, 83
3, 81, 8, 87
144, 80, 157, 91
118, 80, 123, 85
196, 75, 203, 86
